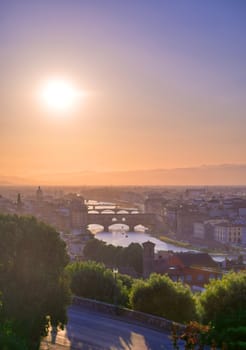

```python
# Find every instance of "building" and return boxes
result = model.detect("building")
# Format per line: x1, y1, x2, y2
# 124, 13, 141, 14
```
70, 196, 88, 233
142, 241, 155, 278
36, 186, 43, 201
193, 222, 206, 239
193, 220, 225, 241
144, 194, 166, 216
163, 205, 177, 231
176, 205, 206, 239
167, 252, 221, 288
214, 223, 246, 244
184, 188, 206, 200
142, 242, 221, 288
239, 207, 246, 217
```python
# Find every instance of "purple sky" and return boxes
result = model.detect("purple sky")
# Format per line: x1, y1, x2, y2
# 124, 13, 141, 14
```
1, 0, 246, 181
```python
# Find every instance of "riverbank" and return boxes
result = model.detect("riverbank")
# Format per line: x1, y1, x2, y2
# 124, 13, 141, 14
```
159, 235, 193, 249
158, 235, 243, 257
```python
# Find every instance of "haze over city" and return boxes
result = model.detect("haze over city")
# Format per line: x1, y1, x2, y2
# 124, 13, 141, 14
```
1, 0, 246, 185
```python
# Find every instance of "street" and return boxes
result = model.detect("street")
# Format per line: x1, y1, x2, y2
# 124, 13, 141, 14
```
40, 305, 181, 350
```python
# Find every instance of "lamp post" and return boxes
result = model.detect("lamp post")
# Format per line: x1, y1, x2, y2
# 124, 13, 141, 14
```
113, 267, 118, 312
51, 325, 57, 344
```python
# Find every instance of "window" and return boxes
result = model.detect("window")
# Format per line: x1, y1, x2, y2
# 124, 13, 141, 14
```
197, 274, 204, 281
186, 275, 192, 282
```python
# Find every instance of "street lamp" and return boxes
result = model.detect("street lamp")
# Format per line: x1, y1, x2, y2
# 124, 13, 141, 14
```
113, 267, 118, 312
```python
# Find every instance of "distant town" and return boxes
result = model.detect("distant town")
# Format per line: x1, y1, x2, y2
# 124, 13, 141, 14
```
1, 185, 245, 291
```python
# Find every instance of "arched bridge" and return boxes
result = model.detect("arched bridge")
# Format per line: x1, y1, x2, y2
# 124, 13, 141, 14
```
87, 212, 158, 232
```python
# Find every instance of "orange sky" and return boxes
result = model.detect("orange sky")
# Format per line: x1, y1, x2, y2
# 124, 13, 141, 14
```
1, 1, 246, 184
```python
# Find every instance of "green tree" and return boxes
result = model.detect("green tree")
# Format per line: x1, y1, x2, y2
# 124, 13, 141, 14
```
66, 261, 130, 306
0, 214, 71, 349
129, 273, 197, 323
121, 243, 143, 274
0, 322, 29, 350
0, 292, 28, 350
83, 238, 143, 274
198, 271, 246, 348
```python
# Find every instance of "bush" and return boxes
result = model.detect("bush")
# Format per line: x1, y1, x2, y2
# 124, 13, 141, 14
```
66, 261, 132, 307
129, 273, 197, 323
198, 271, 246, 348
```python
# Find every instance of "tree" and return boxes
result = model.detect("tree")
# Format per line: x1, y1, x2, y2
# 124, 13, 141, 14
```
83, 238, 143, 274
0, 321, 29, 350
122, 243, 143, 274
0, 292, 29, 350
0, 214, 71, 349
83, 238, 108, 261
66, 261, 130, 306
129, 273, 197, 323
198, 271, 246, 348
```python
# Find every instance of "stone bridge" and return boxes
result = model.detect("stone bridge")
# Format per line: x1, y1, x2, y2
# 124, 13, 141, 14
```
87, 212, 158, 232
88, 209, 138, 214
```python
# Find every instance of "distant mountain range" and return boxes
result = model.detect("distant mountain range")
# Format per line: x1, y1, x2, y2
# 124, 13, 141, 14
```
1, 164, 246, 186
0, 175, 34, 186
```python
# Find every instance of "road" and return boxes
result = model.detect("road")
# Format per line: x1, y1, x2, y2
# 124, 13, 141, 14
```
40, 305, 182, 350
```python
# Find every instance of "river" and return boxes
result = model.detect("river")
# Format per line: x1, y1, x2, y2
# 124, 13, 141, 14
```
89, 223, 192, 253
96, 231, 193, 252
95, 230, 240, 262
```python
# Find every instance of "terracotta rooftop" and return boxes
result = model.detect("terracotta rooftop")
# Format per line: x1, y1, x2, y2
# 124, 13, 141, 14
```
173, 252, 217, 268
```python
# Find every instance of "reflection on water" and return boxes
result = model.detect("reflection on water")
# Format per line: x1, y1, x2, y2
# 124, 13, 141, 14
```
89, 224, 192, 252
96, 231, 192, 252
90, 225, 234, 260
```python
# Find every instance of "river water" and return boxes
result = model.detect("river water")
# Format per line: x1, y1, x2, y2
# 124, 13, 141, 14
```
89, 217, 236, 261
94, 230, 238, 262
96, 231, 192, 252
90, 225, 237, 262
89, 222, 192, 253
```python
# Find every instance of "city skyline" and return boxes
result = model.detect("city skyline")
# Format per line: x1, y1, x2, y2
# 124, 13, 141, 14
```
1, 1, 246, 185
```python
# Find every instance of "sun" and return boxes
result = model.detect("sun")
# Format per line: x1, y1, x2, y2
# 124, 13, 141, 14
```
40, 79, 80, 111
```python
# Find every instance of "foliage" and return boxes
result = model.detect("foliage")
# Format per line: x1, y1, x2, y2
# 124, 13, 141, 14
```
0, 293, 28, 350
66, 261, 133, 306
129, 273, 197, 323
222, 327, 246, 350
198, 271, 246, 348
118, 273, 134, 291
0, 214, 71, 349
171, 321, 210, 350
0, 320, 29, 350
83, 238, 143, 274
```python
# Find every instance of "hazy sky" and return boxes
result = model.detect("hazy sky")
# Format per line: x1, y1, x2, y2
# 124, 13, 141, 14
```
1, 0, 246, 179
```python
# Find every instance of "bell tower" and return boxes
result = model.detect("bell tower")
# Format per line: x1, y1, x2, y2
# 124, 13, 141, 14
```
36, 186, 43, 202
17, 193, 23, 213
142, 241, 155, 278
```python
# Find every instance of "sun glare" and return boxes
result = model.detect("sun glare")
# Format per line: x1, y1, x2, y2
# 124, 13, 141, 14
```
40, 79, 81, 112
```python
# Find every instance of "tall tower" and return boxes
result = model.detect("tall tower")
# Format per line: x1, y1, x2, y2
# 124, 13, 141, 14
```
36, 186, 43, 202
142, 241, 155, 278
17, 193, 23, 213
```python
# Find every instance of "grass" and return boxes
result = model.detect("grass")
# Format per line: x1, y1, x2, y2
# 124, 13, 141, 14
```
159, 235, 192, 248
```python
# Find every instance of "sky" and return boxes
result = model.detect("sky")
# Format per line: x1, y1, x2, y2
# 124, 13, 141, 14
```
1, 0, 246, 184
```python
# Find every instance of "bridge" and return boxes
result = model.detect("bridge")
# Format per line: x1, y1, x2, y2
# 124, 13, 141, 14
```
87, 205, 139, 215
87, 212, 158, 232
